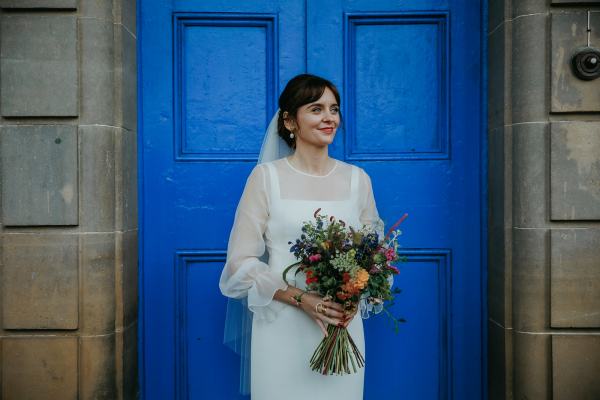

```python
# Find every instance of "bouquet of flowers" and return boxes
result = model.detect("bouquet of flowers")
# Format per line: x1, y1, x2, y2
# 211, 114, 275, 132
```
283, 208, 408, 375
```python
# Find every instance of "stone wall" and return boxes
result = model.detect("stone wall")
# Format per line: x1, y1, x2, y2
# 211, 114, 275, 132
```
488, 0, 600, 399
0, 1, 138, 399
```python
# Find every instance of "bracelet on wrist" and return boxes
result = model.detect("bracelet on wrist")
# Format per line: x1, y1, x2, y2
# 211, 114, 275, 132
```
290, 290, 307, 307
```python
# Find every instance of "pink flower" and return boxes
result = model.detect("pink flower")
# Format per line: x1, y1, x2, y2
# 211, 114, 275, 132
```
385, 248, 396, 261
308, 254, 322, 263
387, 265, 400, 274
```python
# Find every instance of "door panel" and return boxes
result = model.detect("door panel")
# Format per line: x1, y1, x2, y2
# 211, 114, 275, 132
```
140, 1, 483, 398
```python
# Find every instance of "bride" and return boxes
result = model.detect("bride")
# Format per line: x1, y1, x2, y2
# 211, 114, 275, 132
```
219, 74, 384, 399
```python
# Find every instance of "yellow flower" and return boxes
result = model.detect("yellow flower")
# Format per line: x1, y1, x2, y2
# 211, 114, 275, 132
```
354, 268, 369, 289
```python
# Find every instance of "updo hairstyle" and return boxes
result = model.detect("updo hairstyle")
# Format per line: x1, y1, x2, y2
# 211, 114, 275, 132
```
277, 74, 343, 149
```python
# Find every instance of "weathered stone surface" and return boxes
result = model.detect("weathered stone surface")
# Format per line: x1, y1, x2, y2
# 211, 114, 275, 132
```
513, 123, 548, 227
552, 335, 600, 399
488, 0, 508, 36
80, 17, 115, 125
512, 228, 549, 330
551, 229, 600, 327
512, 0, 548, 17
0, 15, 78, 116
552, 0, 600, 3
79, 0, 112, 20
79, 126, 116, 231
2, 234, 79, 329
117, 129, 138, 231
117, 25, 138, 132
118, 0, 137, 36
81, 234, 116, 334
119, 322, 138, 399
80, 334, 117, 400
2, 337, 78, 400
551, 12, 600, 112
513, 332, 551, 399
1, 125, 78, 226
550, 122, 600, 220
0, 0, 76, 8
488, 23, 509, 130
118, 230, 138, 329
488, 321, 512, 400
512, 14, 548, 123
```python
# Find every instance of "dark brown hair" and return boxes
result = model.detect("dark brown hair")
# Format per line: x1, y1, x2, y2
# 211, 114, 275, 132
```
277, 74, 343, 149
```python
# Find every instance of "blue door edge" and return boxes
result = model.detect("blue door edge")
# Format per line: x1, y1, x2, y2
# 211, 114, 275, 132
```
135, 1, 491, 398
136, 0, 147, 398
479, 1, 489, 399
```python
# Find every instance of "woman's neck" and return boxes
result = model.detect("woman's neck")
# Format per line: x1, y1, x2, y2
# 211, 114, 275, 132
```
287, 146, 333, 176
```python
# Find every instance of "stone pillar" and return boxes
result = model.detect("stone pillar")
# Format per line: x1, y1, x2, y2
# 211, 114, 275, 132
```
0, 0, 138, 399
489, 1, 600, 399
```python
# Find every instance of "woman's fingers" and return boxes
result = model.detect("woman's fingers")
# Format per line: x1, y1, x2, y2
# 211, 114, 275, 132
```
314, 318, 328, 337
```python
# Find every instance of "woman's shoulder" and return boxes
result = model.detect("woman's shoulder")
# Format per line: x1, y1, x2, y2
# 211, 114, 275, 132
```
334, 159, 366, 176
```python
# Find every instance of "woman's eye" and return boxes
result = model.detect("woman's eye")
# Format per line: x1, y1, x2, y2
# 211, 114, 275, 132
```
312, 107, 321, 112
331, 108, 339, 113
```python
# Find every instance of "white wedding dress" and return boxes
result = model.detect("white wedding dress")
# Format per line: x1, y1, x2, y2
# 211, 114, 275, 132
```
219, 156, 384, 400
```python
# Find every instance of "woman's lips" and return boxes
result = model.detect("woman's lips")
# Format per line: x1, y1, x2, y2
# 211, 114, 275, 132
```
319, 127, 334, 133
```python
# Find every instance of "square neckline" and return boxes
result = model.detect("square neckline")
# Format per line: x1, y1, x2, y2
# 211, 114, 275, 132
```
264, 159, 358, 204
283, 156, 338, 178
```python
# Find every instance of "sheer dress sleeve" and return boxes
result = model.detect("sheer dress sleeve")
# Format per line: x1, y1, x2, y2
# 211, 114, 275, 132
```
219, 164, 289, 322
358, 168, 385, 240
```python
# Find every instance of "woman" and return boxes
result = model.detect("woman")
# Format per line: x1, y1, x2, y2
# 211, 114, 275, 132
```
219, 74, 384, 399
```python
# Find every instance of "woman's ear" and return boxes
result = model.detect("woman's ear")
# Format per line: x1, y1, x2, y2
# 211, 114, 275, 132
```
283, 111, 296, 132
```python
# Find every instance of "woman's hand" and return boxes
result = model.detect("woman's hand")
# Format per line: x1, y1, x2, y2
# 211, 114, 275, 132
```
300, 292, 351, 336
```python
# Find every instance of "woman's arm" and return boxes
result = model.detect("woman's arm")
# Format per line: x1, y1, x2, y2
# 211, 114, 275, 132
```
219, 164, 288, 322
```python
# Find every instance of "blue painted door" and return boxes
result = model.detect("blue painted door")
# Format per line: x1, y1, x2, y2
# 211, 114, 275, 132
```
139, 1, 485, 399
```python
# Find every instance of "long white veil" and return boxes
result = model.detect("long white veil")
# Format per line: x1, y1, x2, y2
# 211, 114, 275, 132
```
222, 109, 293, 395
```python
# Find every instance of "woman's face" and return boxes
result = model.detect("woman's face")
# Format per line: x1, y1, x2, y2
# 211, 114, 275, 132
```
286, 87, 340, 148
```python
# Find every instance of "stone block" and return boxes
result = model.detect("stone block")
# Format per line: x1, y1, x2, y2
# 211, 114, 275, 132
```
488, 23, 509, 130
2, 337, 78, 400
80, 334, 117, 400
0, 0, 76, 7
117, 230, 138, 330
118, 0, 136, 36
2, 234, 79, 329
81, 234, 116, 334
513, 123, 548, 227
512, 228, 549, 330
550, 122, 600, 220
551, 11, 600, 112
488, 0, 508, 36
118, 322, 138, 399
488, 226, 511, 326
512, 14, 548, 123
1, 125, 78, 226
79, 0, 112, 20
80, 17, 115, 125
116, 128, 138, 231
79, 126, 116, 231
117, 25, 138, 132
552, 0, 600, 3
552, 336, 600, 400
0, 15, 78, 116
513, 332, 551, 399
551, 229, 600, 327
488, 320, 512, 400
512, 0, 548, 17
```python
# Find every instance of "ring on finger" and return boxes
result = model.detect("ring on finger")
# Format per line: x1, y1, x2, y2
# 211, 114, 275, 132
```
315, 302, 324, 314
315, 303, 327, 315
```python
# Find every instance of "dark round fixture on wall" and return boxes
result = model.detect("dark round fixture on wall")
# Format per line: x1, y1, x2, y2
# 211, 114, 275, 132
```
571, 46, 600, 81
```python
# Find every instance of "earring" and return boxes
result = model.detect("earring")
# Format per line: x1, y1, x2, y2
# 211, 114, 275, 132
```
290, 131, 295, 139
